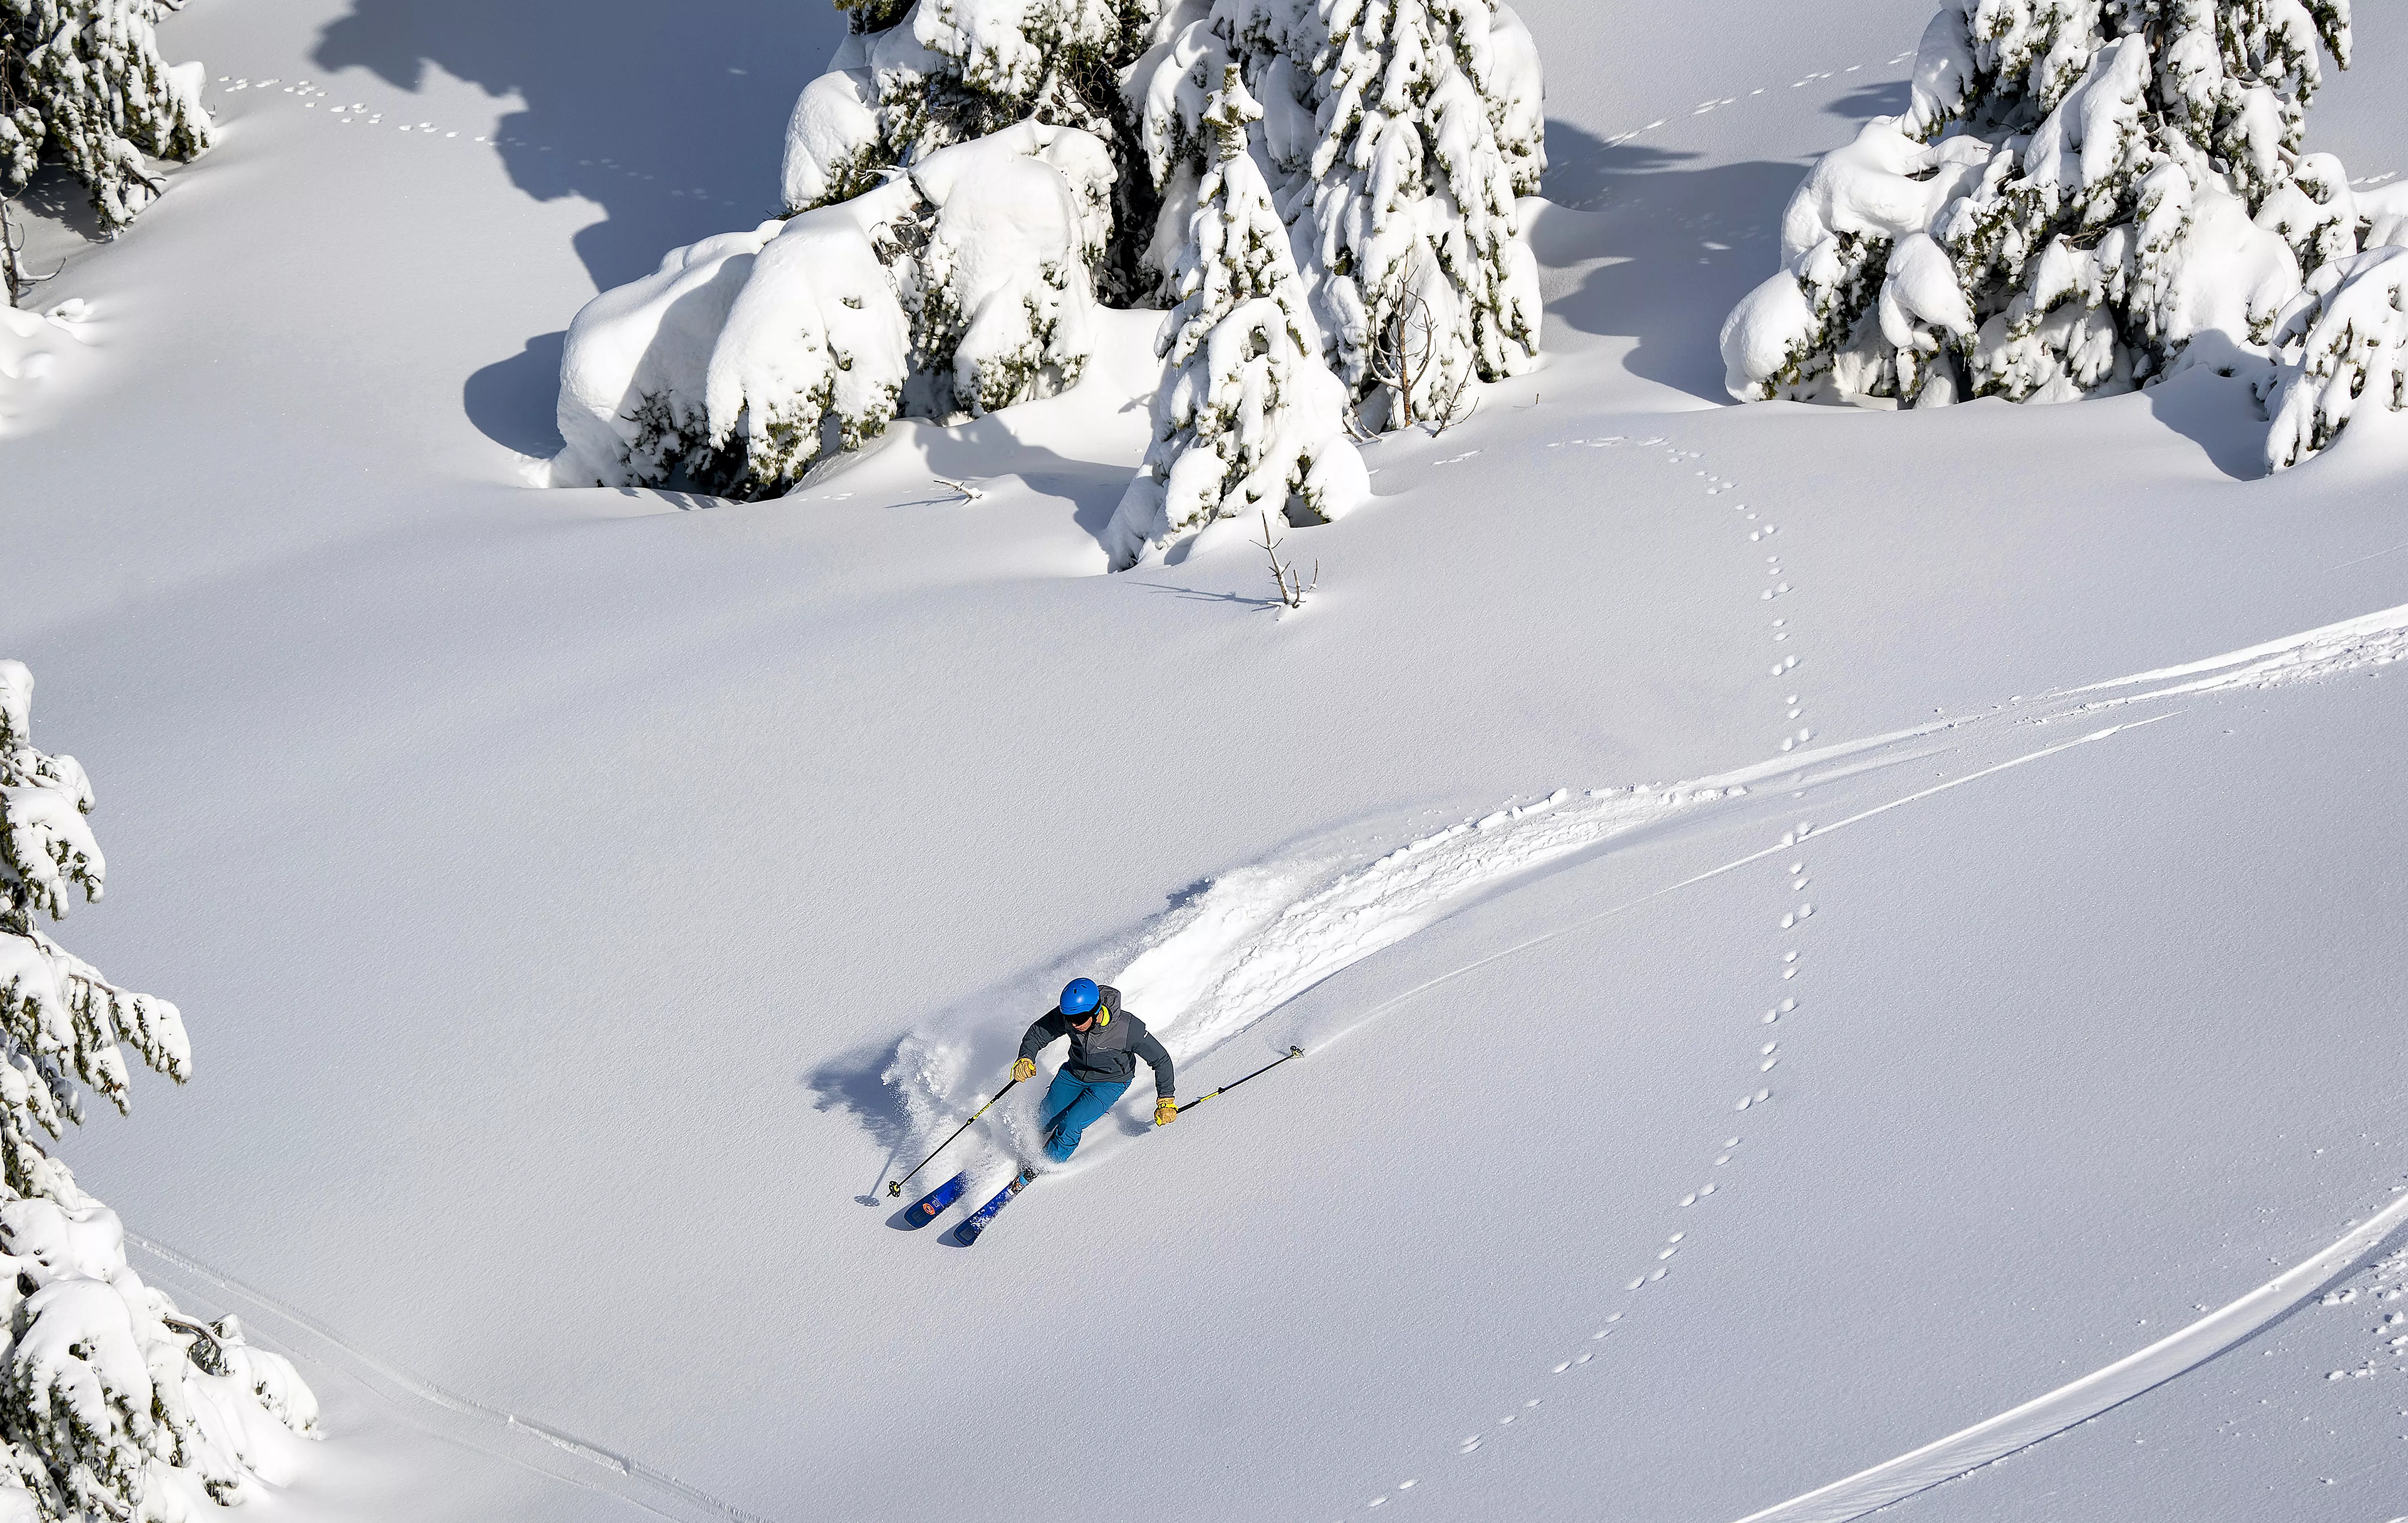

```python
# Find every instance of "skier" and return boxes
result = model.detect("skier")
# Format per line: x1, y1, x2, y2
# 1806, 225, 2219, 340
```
1011, 978, 1176, 1163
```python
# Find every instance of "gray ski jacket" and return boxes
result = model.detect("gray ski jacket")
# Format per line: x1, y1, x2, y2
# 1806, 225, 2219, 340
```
1018, 985, 1175, 1098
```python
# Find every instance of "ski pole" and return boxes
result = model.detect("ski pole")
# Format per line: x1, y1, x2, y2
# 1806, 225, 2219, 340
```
887, 1077, 1018, 1198
1175, 1046, 1303, 1114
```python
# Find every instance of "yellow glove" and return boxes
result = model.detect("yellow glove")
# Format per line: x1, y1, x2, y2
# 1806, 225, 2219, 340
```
1154, 1097, 1178, 1127
1011, 1057, 1036, 1082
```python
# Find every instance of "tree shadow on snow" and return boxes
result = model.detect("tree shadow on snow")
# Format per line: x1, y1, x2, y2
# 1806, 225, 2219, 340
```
883, 410, 1137, 553
12, 161, 109, 241
1131, 582, 1285, 612
524, 405, 1136, 548
1537, 118, 1807, 401
5, 162, 124, 283
464, 329, 566, 456
2144, 333, 2275, 481
1826, 80, 1911, 121
309, 0, 844, 289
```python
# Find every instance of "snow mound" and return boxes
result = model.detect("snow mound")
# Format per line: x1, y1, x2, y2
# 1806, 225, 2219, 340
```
0, 304, 97, 429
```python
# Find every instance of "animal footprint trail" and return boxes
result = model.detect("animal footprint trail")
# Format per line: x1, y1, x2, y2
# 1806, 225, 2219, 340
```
1494, 433, 1822, 1377
208, 75, 743, 209
1534, 436, 1832, 1433
1594, 56, 1904, 159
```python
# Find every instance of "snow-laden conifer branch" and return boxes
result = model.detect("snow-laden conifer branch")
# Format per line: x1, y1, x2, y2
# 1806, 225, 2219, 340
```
0, 662, 316, 1523
0, 0, 212, 236
782, 0, 1164, 300
556, 121, 1112, 499
2266, 216, 2408, 468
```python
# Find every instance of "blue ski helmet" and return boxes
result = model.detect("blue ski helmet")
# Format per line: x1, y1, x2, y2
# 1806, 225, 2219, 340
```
1060, 978, 1100, 1015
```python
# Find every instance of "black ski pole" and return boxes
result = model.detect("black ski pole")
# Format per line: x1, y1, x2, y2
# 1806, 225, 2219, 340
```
1175, 1046, 1303, 1114
887, 1077, 1019, 1197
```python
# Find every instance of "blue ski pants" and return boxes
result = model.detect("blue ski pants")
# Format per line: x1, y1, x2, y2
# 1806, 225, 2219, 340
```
1039, 1070, 1130, 1163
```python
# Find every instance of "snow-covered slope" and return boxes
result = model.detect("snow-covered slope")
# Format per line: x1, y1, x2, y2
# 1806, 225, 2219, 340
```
4, 1, 2408, 1520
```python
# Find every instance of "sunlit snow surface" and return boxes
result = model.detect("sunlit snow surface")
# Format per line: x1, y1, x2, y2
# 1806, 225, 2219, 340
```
6, 2, 2408, 1523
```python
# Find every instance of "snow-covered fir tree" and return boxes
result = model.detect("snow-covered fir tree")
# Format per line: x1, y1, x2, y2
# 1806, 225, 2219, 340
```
556, 120, 1113, 498
556, 0, 1547, 531
0, 660, 318, 1522
0, 0, 211, 236
1723, 0, 2364, 409
564, 0, 1159, 498
1103, 66, 1367, 567
552, 1, 1176, 498
1136, 0, 1545, 424
557, 0, 1164, 496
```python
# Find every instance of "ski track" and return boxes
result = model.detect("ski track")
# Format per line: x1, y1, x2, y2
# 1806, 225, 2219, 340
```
887, 769, 1743, 1183
121, 1233, 770, 1523
2065, 599, 2408, 706
1726, 1189, 2408, 1523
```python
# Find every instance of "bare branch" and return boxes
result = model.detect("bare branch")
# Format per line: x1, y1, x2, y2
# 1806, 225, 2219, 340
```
931, 475, 986, 502
1253, 510, 1311, 611
1424, 383, 1478, 437
1368, 259, 1456, 433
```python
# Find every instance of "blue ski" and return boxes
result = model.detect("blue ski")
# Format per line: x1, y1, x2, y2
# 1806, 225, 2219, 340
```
899, 1171, 968, 1228
953, 1167, 1036, 1246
